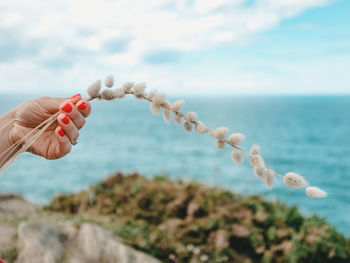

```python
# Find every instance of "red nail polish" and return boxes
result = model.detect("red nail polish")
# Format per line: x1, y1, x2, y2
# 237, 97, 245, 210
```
77, 102, 87, 111
61, 115, 70, 125
62, 103, 73, 113
58, 127, 65, 137
69, 94, 81, 99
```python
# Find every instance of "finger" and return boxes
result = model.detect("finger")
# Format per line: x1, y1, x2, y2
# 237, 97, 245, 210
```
54, 126, 72, 158
60, 101, 86, 130
76, 100, 92, 118
57, 113, 80, 144
36, 94, 82, 115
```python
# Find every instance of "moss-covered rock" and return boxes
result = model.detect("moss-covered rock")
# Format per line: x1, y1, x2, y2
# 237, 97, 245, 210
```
46, 172, 350, 263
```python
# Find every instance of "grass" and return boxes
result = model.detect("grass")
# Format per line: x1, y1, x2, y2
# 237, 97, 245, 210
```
46, 172, 350, 263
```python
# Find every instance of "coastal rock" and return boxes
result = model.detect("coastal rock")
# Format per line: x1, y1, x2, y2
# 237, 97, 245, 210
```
0, 193, 37, 217
17, 221, 64, 263
77, 223, 161, 263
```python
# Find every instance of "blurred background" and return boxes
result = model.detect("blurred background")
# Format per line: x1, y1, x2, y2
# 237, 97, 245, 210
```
0, 0, 349, 235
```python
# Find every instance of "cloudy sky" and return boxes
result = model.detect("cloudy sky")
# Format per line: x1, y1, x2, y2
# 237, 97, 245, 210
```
0, 0, 349, 95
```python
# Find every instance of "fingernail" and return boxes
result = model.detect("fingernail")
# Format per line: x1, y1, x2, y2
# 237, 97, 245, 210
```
69, 94, 81, 99
58, 127, 65, 137
77, 102, 87, 111
61, 114, 70, 125
62, 103, 73, 113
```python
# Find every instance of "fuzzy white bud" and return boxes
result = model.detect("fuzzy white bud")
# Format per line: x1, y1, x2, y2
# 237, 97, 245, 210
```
253, 167, 265, 179
162, 108, 171, 124
213, 127, 228, 140
263, 169, 274, 189
149, 89, 157, 98
105, 75, 114, 88
133, 83, 146, 97
195, 121, 207, 134
114, 88, 125, 99
150, 102, 161, 115
174, 114, 182, 125
184, 112, 197, 122
231, 150, 243, 165
171, 100, 184, 111
183, 121, 192, 132
306, 186, 327, 198
101, 89, 116, 100
250, 145, 260, 155
122, 82, 134, 92
87, 80, 101, 98
216, 140, 225, 150
153, 93, 167, 105
250, 155, 264, 167
250, 154, 265, 167
283, 172, 308, 189
228, 133, 244, 145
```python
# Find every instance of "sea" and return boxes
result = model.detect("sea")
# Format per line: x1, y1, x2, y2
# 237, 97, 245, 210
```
0, 94, 349, 235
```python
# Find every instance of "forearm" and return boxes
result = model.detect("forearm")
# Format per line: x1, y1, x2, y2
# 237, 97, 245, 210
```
0, 109, 17, 166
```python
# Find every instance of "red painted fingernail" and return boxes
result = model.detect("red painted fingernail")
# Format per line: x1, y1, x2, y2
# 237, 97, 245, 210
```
69, 94, 81, 99
58, 127, 65, 137
62, 103, 73, 113
77, 102, 87, 111
61, 114, 70, 125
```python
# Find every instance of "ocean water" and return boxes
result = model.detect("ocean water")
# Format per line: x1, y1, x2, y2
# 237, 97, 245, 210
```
0, 95, 349, 235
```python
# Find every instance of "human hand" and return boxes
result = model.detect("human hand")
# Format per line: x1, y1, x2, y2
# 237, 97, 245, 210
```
9, 94, 91, 159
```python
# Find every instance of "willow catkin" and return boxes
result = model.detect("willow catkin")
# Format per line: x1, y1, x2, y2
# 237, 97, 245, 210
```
213, 127, 228, 140
133, 83, 146, 98
228, 133, 244, 145
253, 167, 265, 179
122, 82, 134, 92
87, 80, 101, 98
174, 114, 182, 125
149, 89, 157, 99
153, 93, 167, 105
184, 112, 197, 122
150, 102, 161, 115
183, 121, 192, 132
101, 89, 116, 100
162, 108, 171, 124
306, 186, 327, 198
283, 172, 308, 189
171, 100, 184, 111
250, 145, 260, 155
105, 75, 114, 88
231, 150, 243, 165
114, 89, 126, 99
263, 169, 274, 189
216, 140, 225, 150
250, 155, 264, 167
195, 121, 207, 134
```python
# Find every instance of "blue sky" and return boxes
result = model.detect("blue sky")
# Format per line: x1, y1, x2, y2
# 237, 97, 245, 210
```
0, 0, 349, 95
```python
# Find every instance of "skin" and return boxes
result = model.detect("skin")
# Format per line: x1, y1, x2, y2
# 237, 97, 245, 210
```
0, 94, 91, 163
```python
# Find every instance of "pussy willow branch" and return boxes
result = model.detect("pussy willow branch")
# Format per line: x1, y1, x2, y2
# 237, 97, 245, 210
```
0, 80, 327, 198
123, 91, 250, 156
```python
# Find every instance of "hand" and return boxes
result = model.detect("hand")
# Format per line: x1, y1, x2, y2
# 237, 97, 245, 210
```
10, 94, 91, 160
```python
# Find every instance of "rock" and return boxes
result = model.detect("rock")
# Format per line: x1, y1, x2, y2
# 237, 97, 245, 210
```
0, 223, 17, 255
17, 221, 64, 263
0, 193, 37, 218
77, 223, 161, 263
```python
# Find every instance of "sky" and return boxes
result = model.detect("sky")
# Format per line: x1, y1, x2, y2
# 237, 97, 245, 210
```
0, 0, 349, 96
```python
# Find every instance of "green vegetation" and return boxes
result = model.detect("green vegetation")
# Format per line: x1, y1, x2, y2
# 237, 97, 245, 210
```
47, 172, 350, 263
0, 247, 18, 263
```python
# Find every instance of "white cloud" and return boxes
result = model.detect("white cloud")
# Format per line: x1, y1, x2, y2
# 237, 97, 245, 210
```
0, 0, 335, 95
